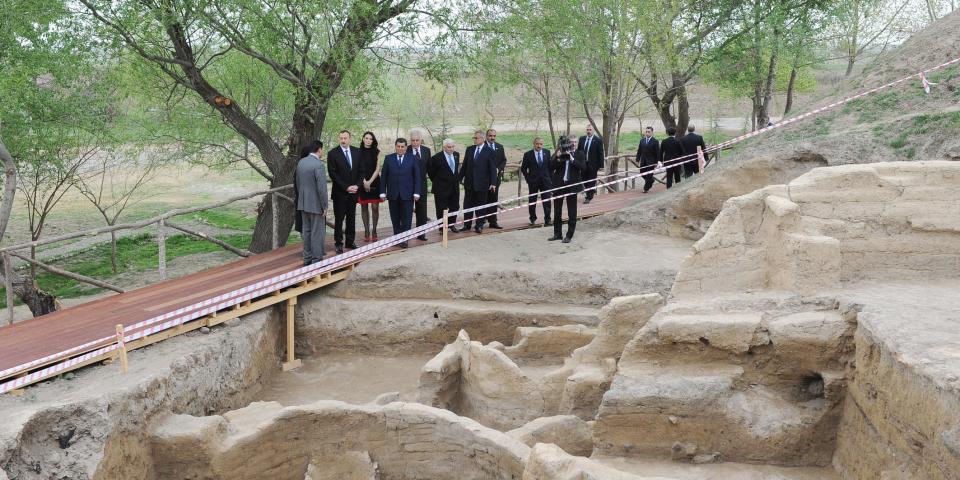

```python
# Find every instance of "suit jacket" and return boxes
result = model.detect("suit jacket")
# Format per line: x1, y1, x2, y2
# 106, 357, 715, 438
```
409, 144, 432, 196
520, 148, 552, 189
427, 150, 460, 196
327, 145, 362, 199
485, 142, 507, 186
636, 136, 660, 168
379, 152, 422, 201
461, 144, 498, 192
680, 133, 709, 162
549, 150, 586, 191
294, 154, 329, 215
660, 136, 687, 164
578, 134, 605, 171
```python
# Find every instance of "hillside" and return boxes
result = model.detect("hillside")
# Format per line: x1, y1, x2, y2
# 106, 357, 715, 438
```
600, 9, 960, 240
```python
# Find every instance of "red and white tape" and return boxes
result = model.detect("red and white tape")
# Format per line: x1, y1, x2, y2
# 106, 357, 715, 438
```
3, 54, 958, 394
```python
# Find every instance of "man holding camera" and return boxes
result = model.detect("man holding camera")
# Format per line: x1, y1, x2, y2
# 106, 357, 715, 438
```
548, 135, 586, 243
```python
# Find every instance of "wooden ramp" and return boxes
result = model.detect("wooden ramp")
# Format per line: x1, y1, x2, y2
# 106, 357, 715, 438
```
0, 188, 651, 391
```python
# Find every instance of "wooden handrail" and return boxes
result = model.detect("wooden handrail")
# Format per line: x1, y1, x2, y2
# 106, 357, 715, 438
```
0, 184, 293, 253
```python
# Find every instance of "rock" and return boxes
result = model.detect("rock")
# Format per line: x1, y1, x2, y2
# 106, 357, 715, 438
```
668, 416, 679, 425
692, 452, 721, 464
507, 415, 593, 457
62, 372, 75, 381
199, 327, 211, 334
372, 391, 400, 405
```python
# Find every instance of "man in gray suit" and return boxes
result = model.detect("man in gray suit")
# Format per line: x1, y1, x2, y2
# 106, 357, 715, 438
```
294, 140, 329, 265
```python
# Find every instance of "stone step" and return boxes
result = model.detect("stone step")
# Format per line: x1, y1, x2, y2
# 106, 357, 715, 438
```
594, 363, 838, 466
296, 297, 601, 354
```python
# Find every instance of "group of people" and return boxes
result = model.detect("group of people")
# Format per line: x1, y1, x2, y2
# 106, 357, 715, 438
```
636, 125, 709, 192
293, 124, 704, 265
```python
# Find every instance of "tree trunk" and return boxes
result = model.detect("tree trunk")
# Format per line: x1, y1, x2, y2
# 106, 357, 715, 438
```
757, 34, 780, 129
674, 80, 691, 135
784, 66, 798, 116
12, 272, 58, 316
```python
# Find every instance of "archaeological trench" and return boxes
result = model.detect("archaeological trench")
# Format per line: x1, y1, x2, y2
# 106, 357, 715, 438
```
1, 160, 959, 480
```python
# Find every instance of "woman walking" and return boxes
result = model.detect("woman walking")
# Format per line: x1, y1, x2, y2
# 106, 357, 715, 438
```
358, 131, 383, 242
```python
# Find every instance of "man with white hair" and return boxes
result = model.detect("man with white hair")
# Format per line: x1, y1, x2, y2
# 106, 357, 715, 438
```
409, 129, 432, 241
427, 138, 461, 233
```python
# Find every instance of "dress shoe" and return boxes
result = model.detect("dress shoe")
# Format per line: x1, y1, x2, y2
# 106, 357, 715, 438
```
335, 246, 344, 254
489, 223, 503, 229
462, 223, 472, 230
528, 219, 536, 226
399, 241, 408, 249
474, 225, 483, 234
371, 236, 380, 241
583, 198, 592, 204
544, 220, 552, 226
548, 235, 563, 241
449, 226, 460, 233
417, 235, 428, 241
346, 243, 358, 249
363, 236, 371, 242
562, 237, 572, 243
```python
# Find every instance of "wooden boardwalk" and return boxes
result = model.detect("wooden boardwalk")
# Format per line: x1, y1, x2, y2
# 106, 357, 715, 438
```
0, 187, 652, 383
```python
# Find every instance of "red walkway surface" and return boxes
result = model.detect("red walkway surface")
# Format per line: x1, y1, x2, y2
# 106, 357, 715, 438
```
0, 188, 654, 376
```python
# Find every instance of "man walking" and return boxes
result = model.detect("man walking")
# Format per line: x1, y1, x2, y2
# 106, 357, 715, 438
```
520, 136, 552, 226
327, 130, 361, 254
427, 139, 461, 233
294, 140, 328, 265
680, 125, 708, 177
379, 138, 422, 248
578, 124, 604, 204
660, 126, 686, 189
460, 130, 497, 234
409, 129, 432, 241
485, 129, 507, 229
636, 126, 660, 193
548, 136, 586, 243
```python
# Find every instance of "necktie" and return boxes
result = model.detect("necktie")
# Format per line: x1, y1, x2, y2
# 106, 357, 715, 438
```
414, 148, 419, 159
447, 154, 455, 173
564, 158, 570, 182
536, 151, 542, 166
344, 148, 352, 169
585, 136, 591, 153
398, 154, 403, 166
476, 144, 483, 156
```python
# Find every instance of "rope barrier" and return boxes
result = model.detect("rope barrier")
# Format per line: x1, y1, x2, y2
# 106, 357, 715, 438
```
3, 54, 958, 394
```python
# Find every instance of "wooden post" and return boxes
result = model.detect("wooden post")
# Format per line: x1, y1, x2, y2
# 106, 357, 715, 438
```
282, 296, 301, 371
158, 219, 166, 280
442, 209, 449, 249
115, 324, 128, 373
3, 252, 13, 325
271, 192, 279, 250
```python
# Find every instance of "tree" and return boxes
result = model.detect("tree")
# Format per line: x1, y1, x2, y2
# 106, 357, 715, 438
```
77, 0, 457, 253
832, 0, 910, 77
1, 0, 110, 316
77, 150, 160, 273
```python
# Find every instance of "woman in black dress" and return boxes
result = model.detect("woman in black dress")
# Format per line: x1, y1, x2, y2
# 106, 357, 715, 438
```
357, 131, 383, 242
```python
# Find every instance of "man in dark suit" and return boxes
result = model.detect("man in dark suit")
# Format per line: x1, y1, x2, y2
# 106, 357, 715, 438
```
294, 140, 328, 265
578, 124, 605, 204
660, 126, 687, 189
680, 124, 708, 178
409, 129, 432, 241
460, 130, 498, 234
379, 138, 422, 248
427, 138, 461, 233
548, 136, 586, 243
327, 130, 361, 254
484, 129, 507, 229
636, 126, 660, 193
520, 136, 552, 226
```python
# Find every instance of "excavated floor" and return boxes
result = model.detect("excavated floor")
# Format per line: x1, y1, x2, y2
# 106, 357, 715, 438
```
256, 353, 435, 406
